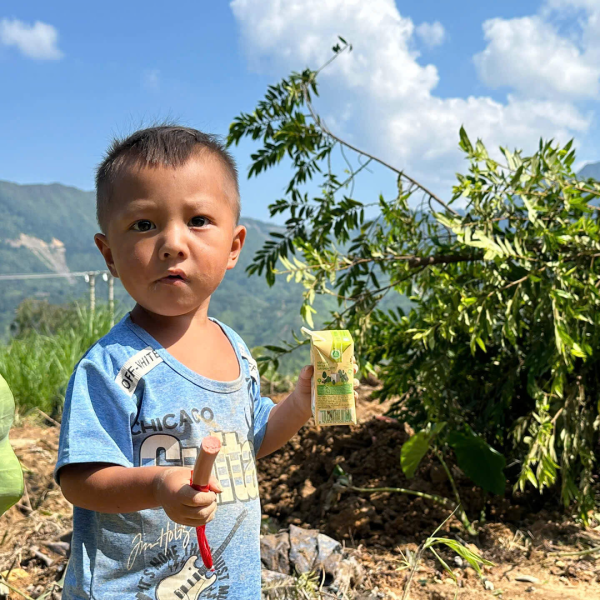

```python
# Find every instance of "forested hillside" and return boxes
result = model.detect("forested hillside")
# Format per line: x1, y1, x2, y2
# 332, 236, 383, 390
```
0, 180, 377, 371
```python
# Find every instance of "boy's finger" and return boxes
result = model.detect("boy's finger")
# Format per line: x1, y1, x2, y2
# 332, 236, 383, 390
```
179, 500, 217, 519
192, 501, 217, 523
177, 502, 218, 527
353, 378, 359, 389
208, 475, 223, 494
182, 487, 216, 507
353, 362, 359, 374
354, 391, 359, 401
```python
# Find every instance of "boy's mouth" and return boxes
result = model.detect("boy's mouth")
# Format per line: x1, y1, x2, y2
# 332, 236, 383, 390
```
159, 270, 188, 283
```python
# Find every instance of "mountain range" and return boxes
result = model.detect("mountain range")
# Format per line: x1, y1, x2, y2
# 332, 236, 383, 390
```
4, 158, 597, 368
578, 161, 600, 180
0, 180, 342, 373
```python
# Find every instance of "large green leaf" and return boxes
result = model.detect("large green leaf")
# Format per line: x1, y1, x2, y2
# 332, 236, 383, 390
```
401, 431, 431, 479
401, 422, 446, 478
0, 374, 23, 515
448, 429, 506, 495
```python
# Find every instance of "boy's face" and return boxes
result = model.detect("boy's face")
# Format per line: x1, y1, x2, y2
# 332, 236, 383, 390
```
94, 155, 246, 319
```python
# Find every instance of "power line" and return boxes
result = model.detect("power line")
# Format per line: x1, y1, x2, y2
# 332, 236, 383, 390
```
0, 270, 115, 326
0, 270, 109, 281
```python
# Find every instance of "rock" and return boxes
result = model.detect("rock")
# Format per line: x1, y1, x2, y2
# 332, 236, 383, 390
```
260, 526, 363, 596
288, 524, 319, 574
0, 583, 8, 600
316, 532, 343, 584
515, 574, 540, 584
329, 555, 363, 595
453, 556, 464, 568
484, 578, 494, 591
321, 551, 343, 583
315, 533, 342, 565
261, 569, 295, 600
260, 533, 291, 574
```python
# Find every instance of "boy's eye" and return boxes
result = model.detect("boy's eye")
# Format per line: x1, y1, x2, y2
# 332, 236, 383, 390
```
190, 216, 209, 227
132, 220, 155, 232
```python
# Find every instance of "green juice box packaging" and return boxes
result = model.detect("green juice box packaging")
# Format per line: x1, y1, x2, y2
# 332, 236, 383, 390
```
302, 328, 357, 426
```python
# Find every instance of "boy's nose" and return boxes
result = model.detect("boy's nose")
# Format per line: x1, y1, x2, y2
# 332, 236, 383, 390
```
159, 224, 189, 259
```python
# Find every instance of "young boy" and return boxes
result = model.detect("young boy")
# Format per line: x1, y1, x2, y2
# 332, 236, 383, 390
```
54, 125, 357, 600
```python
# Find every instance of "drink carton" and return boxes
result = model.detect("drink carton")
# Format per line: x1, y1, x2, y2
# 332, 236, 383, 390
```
302, 328, 357, 426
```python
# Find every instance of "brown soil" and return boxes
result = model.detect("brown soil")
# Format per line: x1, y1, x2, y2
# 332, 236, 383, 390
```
1, 386, 599, 599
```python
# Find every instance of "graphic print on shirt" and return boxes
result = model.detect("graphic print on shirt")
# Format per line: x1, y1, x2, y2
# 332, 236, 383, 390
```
237, 343, 259, 385
134, 425, 258, 505
115, 346, 164, 396
133, 508, 248, 600
130, 426, 256, 598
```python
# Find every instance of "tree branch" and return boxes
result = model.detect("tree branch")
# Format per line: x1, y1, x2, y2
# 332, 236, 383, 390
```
302, 85, 460, 217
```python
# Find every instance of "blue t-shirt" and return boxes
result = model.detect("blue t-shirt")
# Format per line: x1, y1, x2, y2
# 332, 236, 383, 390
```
54, 313, 275, 600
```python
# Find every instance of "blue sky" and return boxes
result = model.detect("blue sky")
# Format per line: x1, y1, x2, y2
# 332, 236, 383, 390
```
2, 0, 599, 223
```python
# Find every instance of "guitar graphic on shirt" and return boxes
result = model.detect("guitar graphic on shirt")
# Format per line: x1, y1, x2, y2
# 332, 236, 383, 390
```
155, 509, 247, 600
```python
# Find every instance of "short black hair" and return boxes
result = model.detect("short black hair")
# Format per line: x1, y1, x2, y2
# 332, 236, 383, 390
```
95, 125, 240, 233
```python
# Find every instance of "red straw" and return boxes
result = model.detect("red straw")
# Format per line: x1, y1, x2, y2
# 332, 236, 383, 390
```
190, 436, 222, 571
189, 479, 214, 570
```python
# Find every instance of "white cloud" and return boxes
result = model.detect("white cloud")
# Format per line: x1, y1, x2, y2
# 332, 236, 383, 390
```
142, 69, 160, 91
544, 0, 599, 11
0, 18, 63, 60
474, 16, 600, 99
416, 21, 446, 48
231, 0, 590, 193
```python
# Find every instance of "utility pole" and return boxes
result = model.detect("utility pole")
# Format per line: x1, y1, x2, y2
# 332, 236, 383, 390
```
102, 272, 114, 325
85, 272, 96, 315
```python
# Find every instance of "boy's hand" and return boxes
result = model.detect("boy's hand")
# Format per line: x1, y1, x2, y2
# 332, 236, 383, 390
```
153, 467, 221, 527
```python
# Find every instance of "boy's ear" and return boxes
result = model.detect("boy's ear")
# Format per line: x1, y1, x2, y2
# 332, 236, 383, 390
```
227, 225, 246, 270
94, 233, 119, 278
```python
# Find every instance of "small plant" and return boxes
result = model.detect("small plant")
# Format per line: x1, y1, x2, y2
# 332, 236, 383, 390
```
330, 465, 476, 535
398, 510, 493, 600
400, 421, 506, 534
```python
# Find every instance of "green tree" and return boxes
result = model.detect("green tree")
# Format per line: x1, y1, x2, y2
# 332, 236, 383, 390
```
228, 41, 600, 516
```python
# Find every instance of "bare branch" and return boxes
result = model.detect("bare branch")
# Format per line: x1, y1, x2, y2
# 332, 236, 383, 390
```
302, 86, 460, 217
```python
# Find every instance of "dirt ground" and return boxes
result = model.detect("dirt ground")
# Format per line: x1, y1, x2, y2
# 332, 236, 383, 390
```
1, 383, 599, 599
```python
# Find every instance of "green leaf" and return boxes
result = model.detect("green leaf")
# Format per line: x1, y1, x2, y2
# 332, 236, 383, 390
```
459, 126, 473, 153
400, 423, 445, 478
432, 538, 494, 574
0, 374, 23, 515
400, 430, 432, 478
448, 429, 506, 495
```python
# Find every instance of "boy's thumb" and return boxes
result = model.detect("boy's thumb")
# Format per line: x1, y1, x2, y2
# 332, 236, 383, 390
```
300, 365, 313, 379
